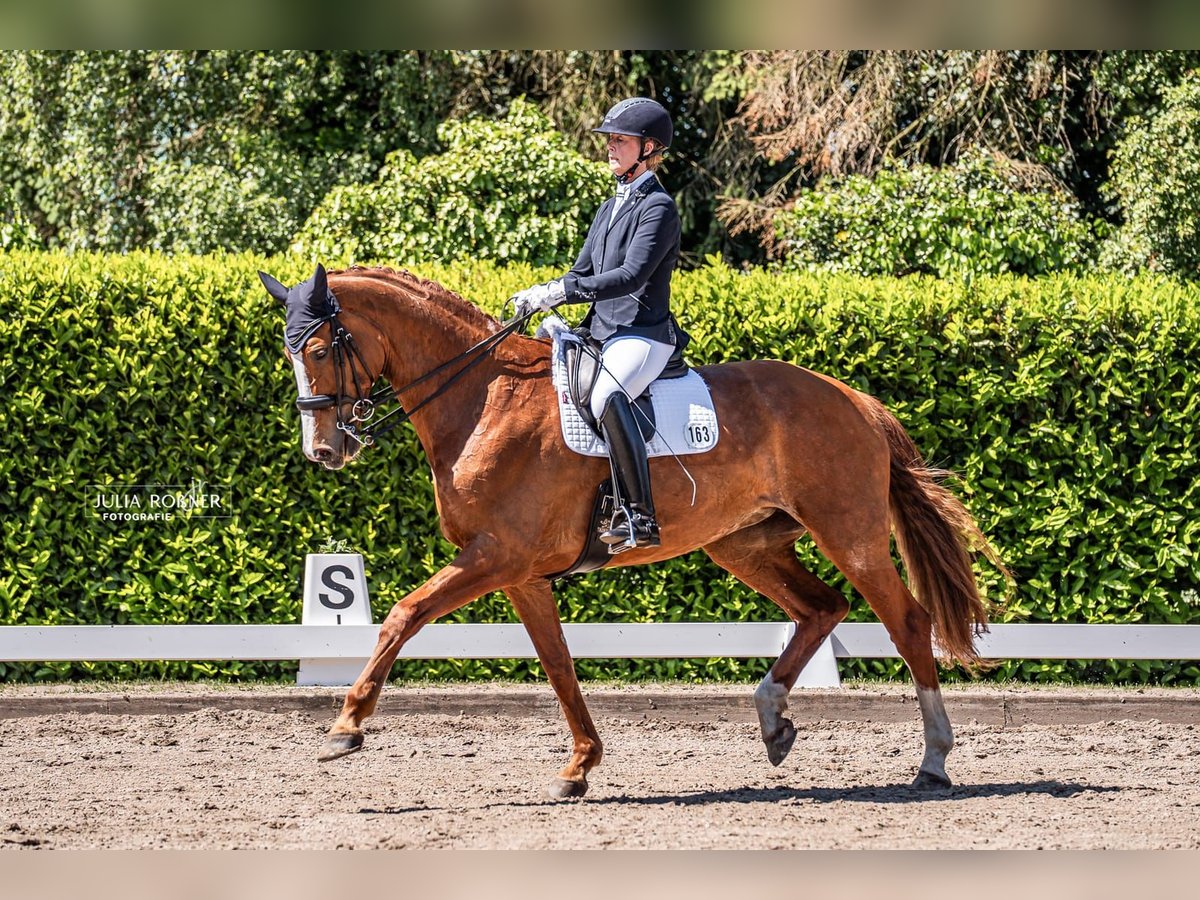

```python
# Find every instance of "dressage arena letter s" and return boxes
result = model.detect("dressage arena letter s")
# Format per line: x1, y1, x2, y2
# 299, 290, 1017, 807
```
319, 565, 356, 610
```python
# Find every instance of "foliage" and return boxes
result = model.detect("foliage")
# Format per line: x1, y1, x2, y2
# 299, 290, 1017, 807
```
143, 136, 380, 256
771, 152, 1097, 278
0, 50, 748, 262
1093, 52, 1200, 126
291, 100, 611, 266
0, 51, 461, 254
730, 52, 1094, 174
2, 252, 1198, 685
1101, 73, 1200, 279
0, 183, 40, 251
4, 50, 1200, 270
719, 51, 1200, 245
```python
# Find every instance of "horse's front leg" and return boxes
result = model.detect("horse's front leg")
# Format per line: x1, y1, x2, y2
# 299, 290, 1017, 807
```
505, 579, 602, 800
318, 542, 524, 762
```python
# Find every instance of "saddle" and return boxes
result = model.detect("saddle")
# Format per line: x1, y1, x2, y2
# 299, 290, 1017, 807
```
560, 328, 690, 441
549, 329, 696, 581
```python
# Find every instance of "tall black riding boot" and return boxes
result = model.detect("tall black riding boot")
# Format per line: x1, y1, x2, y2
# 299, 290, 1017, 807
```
599, 393, 660, 548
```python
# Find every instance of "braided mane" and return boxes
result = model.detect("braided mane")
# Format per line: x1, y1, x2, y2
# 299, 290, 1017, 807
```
329, 266, 500, 334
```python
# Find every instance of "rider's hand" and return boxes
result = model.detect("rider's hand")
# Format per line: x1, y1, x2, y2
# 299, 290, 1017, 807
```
511, 280, 566, 319
534, 314, 571, 341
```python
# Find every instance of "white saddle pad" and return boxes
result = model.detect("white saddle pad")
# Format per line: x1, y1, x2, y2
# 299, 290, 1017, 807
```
551, 333, 720, 458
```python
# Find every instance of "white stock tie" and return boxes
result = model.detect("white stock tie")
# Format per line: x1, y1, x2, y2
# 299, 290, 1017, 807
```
610, 184, 631, 224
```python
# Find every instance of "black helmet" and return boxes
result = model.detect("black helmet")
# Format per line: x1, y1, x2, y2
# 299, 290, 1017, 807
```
593, 97, 673, 151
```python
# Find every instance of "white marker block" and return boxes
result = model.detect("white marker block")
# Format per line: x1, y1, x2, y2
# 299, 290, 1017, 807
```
298, 553, 374, 686
793, 635, 841, 688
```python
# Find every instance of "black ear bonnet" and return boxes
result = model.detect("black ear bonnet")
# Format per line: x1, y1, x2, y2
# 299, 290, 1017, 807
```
268, 264, 341, 353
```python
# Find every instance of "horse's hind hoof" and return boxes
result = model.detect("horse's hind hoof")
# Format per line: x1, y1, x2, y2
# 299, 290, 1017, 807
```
912, 769, 952, 790
547, 776, 588, 800
317, 731, 364, 762
765, 720, 797, 767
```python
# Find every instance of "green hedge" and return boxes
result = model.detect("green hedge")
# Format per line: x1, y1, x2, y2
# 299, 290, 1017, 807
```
2, 252, 1198, 684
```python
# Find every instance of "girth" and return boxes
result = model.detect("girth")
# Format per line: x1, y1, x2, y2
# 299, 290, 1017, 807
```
561, 329, 689, 439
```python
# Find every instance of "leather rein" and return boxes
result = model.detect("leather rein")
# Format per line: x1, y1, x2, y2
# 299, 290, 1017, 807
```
294, 307, 536, 447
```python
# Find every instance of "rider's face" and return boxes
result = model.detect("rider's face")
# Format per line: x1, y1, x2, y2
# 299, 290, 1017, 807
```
607, 133, 651, 176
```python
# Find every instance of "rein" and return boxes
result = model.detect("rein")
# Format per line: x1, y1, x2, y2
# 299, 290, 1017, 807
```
296, 308, 536, 447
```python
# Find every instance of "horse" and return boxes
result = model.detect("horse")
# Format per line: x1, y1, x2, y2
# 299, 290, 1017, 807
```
261, 263, 1009, 799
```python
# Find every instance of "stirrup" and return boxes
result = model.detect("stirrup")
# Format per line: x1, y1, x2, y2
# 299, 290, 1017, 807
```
601, 506, 661, 551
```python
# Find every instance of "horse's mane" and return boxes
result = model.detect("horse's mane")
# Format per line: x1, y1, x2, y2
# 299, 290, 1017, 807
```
328, 266, 500, 334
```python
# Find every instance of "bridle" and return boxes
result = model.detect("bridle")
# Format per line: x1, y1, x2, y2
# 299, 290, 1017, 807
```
293, 302, 536, 448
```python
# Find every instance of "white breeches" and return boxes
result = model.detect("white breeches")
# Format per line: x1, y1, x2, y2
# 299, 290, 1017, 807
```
589, 335, 675, 421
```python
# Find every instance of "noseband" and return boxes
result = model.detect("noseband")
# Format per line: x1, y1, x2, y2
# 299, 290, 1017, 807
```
293, 307, 535, 448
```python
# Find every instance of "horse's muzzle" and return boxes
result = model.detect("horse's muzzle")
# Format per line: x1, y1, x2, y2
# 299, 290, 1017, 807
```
309, 442, 343, 469
311, 429, 361, 470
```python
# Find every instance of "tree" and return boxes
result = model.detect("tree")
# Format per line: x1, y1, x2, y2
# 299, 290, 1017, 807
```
0, 51, 462, 253
1102, 72, 1200, 278
6, 50, 1195, 270
717, 51, 1200, 252
0, 51, 749, 261
291, 100, 609, 266
773, 151, 1095, 278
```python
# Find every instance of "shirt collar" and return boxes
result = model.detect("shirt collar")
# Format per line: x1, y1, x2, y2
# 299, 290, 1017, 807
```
615, 169, 656, 198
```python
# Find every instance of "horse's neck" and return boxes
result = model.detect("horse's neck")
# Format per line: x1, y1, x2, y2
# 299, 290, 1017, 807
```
384, 303, 495, 383
350, 278, 505, 458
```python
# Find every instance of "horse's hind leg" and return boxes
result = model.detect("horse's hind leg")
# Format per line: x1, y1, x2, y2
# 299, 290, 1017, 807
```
805, 521, 955, 788
835, 558, 954, 788
505, 580, 603, 800
703, 512, 850, 767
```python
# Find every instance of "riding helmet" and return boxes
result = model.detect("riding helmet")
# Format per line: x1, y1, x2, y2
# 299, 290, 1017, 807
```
593, 97, 673, 151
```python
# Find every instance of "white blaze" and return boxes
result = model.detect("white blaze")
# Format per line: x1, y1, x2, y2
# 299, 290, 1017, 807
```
291, 354, 317, 457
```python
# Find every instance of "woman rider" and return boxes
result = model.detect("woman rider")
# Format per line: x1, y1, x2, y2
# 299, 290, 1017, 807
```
511, 97, 688, 550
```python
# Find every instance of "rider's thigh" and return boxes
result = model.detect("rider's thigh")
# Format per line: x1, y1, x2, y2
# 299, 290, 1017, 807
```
589, 335, 674, 420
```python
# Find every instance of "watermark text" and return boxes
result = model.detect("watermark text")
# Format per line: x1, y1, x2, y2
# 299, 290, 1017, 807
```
88, 479, 233, 523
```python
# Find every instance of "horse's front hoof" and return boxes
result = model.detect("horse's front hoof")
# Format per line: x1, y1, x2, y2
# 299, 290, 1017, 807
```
765, 719, 797, 767
547, 776, 588, 800
912, 768, 952, 790
317, 731, 364, 762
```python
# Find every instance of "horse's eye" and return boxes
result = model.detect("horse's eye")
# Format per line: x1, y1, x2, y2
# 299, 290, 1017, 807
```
313, 348, 328, 360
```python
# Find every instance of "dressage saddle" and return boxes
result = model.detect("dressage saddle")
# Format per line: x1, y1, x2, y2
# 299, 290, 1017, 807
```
560, 327, 689, 440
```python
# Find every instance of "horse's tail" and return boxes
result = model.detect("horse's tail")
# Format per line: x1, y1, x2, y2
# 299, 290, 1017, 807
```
868, 398, 1012, 670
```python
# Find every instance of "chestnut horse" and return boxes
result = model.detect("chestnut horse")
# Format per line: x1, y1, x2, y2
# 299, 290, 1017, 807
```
264, 264, 1007, 798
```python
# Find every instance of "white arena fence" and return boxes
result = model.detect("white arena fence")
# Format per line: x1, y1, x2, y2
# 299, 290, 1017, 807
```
2, 556, 1195, 686
2, 622, 1199, 661
0, 623, 1197, 687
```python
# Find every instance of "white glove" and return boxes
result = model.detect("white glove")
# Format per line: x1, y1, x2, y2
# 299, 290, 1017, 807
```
534, 313, 571, 340
511, 280, 566, 318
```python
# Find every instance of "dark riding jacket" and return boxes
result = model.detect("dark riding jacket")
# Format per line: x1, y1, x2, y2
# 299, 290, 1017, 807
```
559, 174, 689, 350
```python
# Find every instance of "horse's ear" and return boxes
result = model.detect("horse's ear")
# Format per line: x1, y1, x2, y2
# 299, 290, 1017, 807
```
259, 271, 289, 304
313, 263, 327, 296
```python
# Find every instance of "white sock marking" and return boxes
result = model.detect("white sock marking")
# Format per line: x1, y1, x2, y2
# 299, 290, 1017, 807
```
754, 674, 789, 741
915, 684, 954, 775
